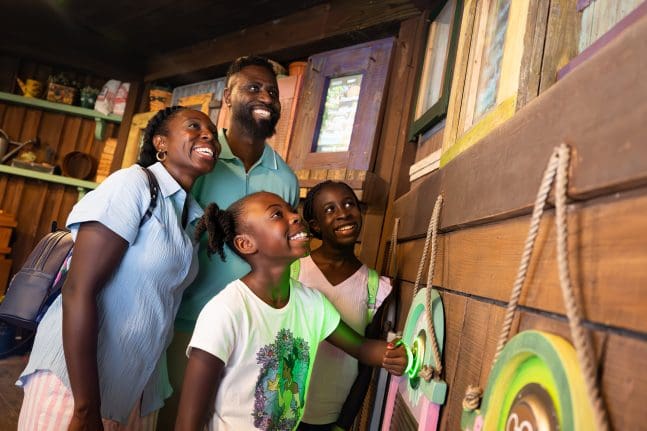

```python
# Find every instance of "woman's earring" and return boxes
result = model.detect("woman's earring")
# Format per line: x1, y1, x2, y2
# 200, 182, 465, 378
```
156, 150, 167, 162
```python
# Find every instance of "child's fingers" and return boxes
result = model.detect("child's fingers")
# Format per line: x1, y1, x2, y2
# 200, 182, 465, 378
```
382, 345, 407, 375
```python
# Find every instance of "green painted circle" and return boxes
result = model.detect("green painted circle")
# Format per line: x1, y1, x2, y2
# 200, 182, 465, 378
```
478, 331, 587, 430
495, 355, 561, 429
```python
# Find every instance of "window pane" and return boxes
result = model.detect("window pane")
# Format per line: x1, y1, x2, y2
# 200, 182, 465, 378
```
473, 0, 510, 120
414, 0, 457, 119
314, 74, 363, 153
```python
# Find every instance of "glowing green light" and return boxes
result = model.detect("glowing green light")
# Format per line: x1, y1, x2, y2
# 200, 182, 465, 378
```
396, 336, 425, 380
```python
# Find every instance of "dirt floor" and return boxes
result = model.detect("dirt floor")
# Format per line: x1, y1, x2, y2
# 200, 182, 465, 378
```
0, 353, 27, 430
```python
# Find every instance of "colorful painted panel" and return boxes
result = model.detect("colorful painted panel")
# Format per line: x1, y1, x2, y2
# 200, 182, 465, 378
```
461, 331, 596, 431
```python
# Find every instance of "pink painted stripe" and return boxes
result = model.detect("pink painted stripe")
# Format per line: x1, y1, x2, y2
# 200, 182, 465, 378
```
380, 376, 402, 431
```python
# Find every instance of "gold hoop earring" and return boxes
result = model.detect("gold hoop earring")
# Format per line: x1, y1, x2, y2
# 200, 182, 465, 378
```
156, 150, 167, 162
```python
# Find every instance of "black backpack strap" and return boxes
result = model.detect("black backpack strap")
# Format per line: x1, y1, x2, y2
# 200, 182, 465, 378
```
140, 166, 160, 227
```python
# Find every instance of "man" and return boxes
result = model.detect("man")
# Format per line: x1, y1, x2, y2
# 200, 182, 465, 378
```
160, 56, 299, 429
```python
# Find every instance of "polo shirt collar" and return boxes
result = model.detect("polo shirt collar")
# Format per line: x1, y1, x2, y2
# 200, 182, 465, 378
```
218, 128, 278, 170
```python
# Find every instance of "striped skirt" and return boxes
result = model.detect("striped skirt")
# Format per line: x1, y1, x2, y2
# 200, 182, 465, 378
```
18, 371, 158, 431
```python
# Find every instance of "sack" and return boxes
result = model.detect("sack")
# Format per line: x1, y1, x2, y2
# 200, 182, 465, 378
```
0, 166, 160, 330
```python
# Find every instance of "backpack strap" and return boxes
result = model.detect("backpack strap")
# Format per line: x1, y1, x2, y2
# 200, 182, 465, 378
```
367, 268, 379, 322
290, 259, 300, 280
140, 167, 160, 227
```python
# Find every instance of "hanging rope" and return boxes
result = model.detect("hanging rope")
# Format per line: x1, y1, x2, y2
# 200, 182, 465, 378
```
493, 149, 560, 364
388, 218, 400, 279
554, 145, 610, 431
412, 195, 444, 381
461, 144, 610, 431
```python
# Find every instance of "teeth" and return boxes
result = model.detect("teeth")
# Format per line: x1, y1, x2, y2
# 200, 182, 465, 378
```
252, 108, 271, 119
290, 232, 308, 240
194, 147, 214, 157
336, 225, 355, 232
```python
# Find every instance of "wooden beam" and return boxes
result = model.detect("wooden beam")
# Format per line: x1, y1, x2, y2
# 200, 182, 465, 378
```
395, 187, 647, 334
145, 0, 421, 81
396, 12, 647, 233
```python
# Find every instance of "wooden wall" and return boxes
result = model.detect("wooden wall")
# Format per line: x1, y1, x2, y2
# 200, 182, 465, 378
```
381, 11, 647, 430
0, 52, 123, 290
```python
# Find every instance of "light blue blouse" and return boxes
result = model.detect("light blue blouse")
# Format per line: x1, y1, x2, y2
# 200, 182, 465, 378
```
18, 162, 203, 423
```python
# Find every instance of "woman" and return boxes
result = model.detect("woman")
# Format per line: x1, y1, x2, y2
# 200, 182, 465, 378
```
16, 106, 220, 431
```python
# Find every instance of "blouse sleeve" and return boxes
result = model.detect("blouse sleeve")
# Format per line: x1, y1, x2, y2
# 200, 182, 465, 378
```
66, 166, 151, 244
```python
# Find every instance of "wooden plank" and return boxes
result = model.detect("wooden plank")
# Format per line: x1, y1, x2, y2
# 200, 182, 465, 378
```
602, 333, 647, 431
436, 290, 468, 431
443, 298, 491, 430
397, 187, 647, 334
538, 0, 580, 94
516, 0, 550, 108
441, 0, 477, 159
366, 14, 429, 269
400, 13, 647, 231
145, 0, 421, 81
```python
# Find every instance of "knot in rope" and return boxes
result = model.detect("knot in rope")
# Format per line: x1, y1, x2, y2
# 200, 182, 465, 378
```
462, 385, 483, 411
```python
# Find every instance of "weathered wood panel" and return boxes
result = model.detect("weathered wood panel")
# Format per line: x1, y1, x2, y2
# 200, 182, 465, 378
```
145, 0, 421, 81
396, 187, 647, 333
395, 13, 647, 235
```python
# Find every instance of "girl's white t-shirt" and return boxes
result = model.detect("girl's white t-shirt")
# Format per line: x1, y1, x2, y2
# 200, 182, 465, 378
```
188, 278, 340, 431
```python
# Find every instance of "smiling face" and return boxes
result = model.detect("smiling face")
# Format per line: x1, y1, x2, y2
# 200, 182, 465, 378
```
153, 109, 220, 190
237, 192, 309, 262
224, 64, 281, 139
309, 183, 362, 247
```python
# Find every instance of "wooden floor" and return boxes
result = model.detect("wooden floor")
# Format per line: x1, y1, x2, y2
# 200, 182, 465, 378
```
0, 354, 27, 430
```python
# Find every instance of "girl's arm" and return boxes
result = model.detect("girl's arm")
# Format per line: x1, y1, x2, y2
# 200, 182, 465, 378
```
326, 320, 406, 375
62, 222, 128, 431
335, 296, 394, 430
175, 348, 225, 431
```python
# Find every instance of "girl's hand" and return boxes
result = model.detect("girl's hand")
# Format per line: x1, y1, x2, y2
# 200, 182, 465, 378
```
382, 340, 407, 376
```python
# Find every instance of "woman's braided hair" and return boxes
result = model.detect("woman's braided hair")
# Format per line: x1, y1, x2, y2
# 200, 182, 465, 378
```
302, 180, 360, 239
194, 199, 247, 262
137, 106, 187, 167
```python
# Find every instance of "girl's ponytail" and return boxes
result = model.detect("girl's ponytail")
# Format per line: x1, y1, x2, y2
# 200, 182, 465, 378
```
195, 203, 234, 261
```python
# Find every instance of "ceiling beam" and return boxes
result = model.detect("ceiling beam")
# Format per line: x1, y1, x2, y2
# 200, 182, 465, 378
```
144, 0, 422, 82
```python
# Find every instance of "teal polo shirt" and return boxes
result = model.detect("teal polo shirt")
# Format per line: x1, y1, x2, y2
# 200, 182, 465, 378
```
175, 129, 300, 331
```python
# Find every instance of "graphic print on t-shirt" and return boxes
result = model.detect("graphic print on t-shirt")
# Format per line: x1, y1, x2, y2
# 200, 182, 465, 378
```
253, 328, 310, 430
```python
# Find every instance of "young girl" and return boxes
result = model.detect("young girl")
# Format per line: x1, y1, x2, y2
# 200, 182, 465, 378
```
296, 180, 393, 431
174, 191, 406, 431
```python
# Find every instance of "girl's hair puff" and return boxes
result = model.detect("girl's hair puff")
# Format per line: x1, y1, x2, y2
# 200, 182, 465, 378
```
137, 106, 187, 167
302, 180, 361, 240
194, 200, 247, 261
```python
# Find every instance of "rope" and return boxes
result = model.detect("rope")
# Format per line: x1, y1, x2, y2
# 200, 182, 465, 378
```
462, 385, 483, 411
554, 144, 610, 431
463, 144, 610, 427
410, 195, 444, 381
493, 149, 560, 364
388, 218, 400, 279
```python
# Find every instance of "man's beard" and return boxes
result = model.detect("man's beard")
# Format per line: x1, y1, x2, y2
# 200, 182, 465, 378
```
232, 103, 280, 140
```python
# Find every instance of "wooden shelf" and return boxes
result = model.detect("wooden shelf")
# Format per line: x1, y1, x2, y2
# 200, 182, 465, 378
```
0, 164, 98, 192
0, 91, 122, 139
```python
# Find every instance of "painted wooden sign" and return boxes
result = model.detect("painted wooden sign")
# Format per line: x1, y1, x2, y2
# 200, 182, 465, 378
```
461, 330, 596, 431
381, 288, 447, 430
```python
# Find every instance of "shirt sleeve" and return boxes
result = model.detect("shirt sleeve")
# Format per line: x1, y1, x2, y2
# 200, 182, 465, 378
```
188, 294, 237, 364
66, 167, 150, 244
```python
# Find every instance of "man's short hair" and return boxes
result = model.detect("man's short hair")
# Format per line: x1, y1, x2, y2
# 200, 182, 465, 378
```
225, 56, 278, 87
